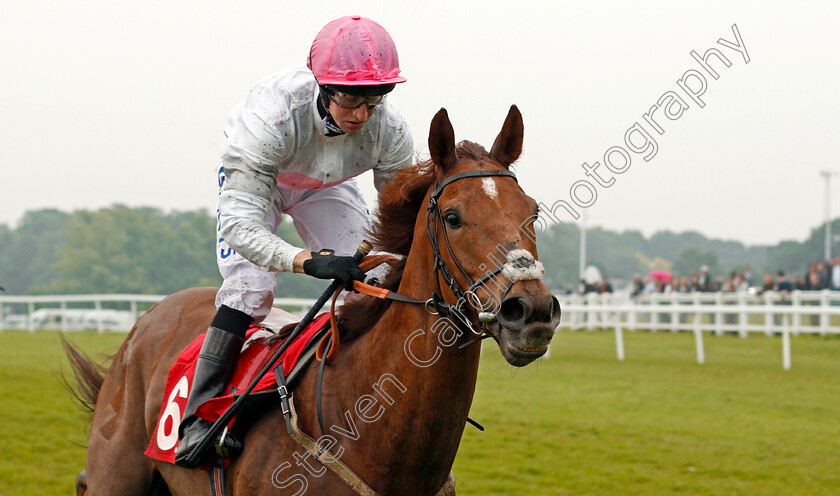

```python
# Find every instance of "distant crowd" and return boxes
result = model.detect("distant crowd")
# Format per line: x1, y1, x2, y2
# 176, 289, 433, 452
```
566, 257, 840, 296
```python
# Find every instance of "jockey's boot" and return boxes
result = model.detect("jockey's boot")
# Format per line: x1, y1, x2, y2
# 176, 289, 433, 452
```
175, 324, 245, 468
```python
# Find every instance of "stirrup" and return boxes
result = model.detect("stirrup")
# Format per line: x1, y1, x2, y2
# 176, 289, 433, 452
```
215, 426, 241, 458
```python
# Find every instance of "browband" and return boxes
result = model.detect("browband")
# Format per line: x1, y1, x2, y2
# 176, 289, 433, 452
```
429, 170, 517, 201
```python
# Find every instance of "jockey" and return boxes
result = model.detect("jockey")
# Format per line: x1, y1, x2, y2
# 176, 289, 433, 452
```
175, 15, 414, 467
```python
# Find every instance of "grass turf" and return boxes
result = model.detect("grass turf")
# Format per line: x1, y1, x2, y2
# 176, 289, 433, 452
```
0, 329, 837, 495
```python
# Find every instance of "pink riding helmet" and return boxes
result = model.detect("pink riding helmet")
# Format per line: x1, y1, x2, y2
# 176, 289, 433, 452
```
307, 15, 406, 86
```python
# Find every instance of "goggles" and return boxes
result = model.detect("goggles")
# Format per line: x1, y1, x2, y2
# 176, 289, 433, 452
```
327, 90, 384, 109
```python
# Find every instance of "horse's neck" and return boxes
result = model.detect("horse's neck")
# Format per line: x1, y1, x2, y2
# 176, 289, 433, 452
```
371, 249, 481, 387
337, 253, 482, 488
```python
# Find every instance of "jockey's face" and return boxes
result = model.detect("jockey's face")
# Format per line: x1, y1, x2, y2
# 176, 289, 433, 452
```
328, 99, 376, 134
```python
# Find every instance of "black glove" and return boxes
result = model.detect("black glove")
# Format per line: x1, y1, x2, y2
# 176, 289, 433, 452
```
302, 249, 366, 290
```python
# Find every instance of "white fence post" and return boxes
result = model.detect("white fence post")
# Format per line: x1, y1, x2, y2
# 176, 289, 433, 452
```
650, 293, 658, 332
763, 291, 773, 337
694, 326, 705, 365
60, 301, 68, 333
94, 300, 103, 334
782, 317, 791, 371
670, 293, 678, 333
130, 300, 138, 326
820, 290, 830, 335
615, 325, 625, 361
28, 301, 35, 333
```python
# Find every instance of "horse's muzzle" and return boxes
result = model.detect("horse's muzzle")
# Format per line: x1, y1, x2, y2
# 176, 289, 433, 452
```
495, 293, 561, 365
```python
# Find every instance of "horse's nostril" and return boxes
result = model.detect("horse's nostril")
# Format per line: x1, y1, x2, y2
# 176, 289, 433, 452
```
499, 297, 526, 323
551, 296, 562, 321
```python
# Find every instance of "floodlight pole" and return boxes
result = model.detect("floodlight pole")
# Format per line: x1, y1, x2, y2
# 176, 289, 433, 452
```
820, 171, 839, 261
579, 210, 587, 281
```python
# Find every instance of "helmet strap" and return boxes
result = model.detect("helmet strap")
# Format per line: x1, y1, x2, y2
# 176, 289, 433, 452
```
315, 87, 345, 137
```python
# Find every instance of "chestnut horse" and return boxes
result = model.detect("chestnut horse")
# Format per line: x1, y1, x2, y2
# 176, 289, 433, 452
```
68, 105, 561, 495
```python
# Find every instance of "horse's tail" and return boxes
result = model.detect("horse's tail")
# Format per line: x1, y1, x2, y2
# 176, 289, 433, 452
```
61, 336, 107, 414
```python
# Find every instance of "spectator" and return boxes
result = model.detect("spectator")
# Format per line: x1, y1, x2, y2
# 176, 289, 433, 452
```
759, 273, 775, 295
677, 277, 691, 293
817, 262, 830, 289
643, 277, 657, 295
791, 274, 804, 290
773, 271, 793, 326
806, 271, 821, 326
631, 274, 644, 296
804, 262, 818, 290
741, 264, 754, 286
776, 271, 793, 294
734, 274, 749, 293
656, 278, 666, 293
808, 272, 821, 291
663, 276, 677, 293
698, 265, 714, 292
690, 270, 701, 292
832, 256, 840, 290
598, 277, 613, 294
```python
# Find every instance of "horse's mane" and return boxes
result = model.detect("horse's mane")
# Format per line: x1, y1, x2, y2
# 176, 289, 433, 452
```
338, 141, 491, 339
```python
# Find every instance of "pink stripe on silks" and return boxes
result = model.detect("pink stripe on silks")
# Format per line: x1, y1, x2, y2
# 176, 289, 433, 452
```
276, 173, 346, 191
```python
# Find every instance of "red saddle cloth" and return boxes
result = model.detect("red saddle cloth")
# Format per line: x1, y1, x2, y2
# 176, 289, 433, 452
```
144, 313, 330, 464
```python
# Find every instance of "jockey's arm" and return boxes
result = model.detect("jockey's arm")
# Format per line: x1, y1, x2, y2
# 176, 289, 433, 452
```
218, 93, 307, 274
217, 168, 306, 274
292, 251, 311, 272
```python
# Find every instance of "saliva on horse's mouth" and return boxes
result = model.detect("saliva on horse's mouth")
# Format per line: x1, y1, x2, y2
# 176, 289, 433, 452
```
508, 343, 548, 358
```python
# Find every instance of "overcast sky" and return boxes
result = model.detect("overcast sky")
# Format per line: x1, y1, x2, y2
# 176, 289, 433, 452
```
2, 1, 838, 246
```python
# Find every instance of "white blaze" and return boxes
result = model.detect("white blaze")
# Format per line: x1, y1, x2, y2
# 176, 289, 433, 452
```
482, 177, 498, 199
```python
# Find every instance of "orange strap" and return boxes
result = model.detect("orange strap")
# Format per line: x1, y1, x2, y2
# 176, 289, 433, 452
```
315, 254, 400, 364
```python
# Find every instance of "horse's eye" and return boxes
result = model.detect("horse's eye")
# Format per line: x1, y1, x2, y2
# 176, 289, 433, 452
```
445, 212, 462, 229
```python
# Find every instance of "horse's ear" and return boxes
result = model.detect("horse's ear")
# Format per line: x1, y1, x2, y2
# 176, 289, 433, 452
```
428, 108, 457, 174
490, 105, 524, 168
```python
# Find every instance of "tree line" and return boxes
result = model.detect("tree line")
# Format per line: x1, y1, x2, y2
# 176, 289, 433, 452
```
0, 206, 323, 298
538, 220, 840, 290
1, 205, 838, 296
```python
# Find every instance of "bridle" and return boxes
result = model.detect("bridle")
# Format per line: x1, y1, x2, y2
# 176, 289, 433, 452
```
424, 168, 521, 332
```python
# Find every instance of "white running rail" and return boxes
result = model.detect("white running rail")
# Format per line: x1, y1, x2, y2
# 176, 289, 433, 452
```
557, 290, 840, 370
0, 294, 318, 334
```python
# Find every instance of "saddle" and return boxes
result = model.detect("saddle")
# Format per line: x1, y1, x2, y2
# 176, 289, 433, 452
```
144, 308, 332, 464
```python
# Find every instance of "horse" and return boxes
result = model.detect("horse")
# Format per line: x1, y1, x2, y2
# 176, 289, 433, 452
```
67, 105, 562, 495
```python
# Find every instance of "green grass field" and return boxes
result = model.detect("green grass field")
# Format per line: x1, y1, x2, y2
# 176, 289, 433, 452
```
1, 329, 838, 495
